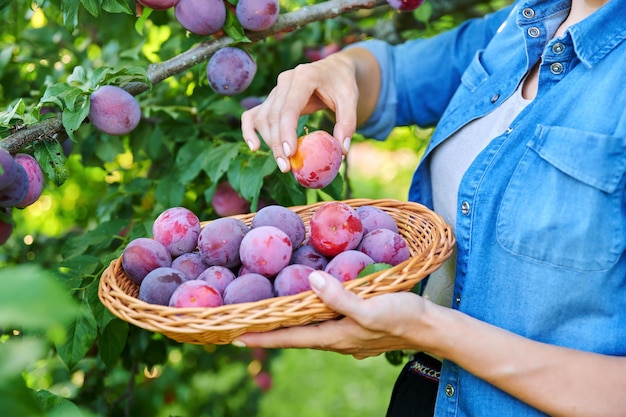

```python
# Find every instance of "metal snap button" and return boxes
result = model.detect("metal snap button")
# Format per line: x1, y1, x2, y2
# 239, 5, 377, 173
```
490, 93, 500, 103
528, 27, 541, 38
445, 384, 455, 397
461, 201, 470, 215
550, 62, 563, 74
552, 42, 565, 54
522, 8, 535, 18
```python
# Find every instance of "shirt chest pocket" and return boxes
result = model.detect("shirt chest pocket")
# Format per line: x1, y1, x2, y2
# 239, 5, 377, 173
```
496, 125, 626, 272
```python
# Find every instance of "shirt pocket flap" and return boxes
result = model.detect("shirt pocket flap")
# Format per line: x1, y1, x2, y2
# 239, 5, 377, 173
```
528, 125, 626, 194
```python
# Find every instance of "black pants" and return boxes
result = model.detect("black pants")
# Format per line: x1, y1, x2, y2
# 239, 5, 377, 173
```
385, 353, 441, 417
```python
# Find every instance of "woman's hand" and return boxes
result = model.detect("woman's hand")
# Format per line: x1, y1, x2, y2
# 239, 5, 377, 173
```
233, 270, 433, 359
240, 47, 380, 173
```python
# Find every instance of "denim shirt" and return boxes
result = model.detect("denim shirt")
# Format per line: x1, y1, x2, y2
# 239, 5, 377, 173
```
356, 0, 626, 415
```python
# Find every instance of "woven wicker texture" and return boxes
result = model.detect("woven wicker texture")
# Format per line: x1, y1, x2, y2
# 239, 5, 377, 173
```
98, 199, 455, 345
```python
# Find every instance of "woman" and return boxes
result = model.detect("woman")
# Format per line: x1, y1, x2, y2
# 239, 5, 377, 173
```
238, 0, 626, 416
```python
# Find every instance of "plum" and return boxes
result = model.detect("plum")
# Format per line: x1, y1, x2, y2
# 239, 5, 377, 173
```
223, 273, 274, 304
152, 206, 201, 256
309, 201, 363, 257
0, 164, 28, 208
235, 0, 279, 32
175, 0, 226, 35
139, 267, 189, 305
239, 225, 292, 277
138, 0, 179, 9
169, 280, 223, 308
386, 0, 425, 12
0, 148, 17, 190
211, 181, 250, 217
358, 228, 410, 266
207, 47, 257, 96
273, 264, 315, 296
290, 130, 343, 189
250, 205, 306, 248
122, 237, 172, 284
197, 217, 249, 268
14, 153, 44, 208
325, 250, 374, 282
88, 85, 141, 136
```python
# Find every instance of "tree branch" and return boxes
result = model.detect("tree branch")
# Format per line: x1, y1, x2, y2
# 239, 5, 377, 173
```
1, 0, 388, 154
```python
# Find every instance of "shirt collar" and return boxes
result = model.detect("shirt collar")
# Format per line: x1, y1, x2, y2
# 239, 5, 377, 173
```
517, 0, 626, 68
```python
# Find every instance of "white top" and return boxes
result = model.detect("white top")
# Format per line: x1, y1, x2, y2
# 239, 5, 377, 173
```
423, 82, 532, 307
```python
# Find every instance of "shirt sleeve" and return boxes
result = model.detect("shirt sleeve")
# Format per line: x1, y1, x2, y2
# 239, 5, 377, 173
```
353, 5, 515, 140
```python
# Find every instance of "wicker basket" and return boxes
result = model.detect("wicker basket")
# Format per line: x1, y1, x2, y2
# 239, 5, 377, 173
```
98, 198, 455, 345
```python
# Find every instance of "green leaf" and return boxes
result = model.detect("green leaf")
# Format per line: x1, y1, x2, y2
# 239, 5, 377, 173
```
55, 301, 98, 370
223, 8, 250, 44
0, 265, 79, 332
61, 98, 90, 140
61, 0, 79, 31
357, 263, 393, 278
102, 0, 133, 14
0, 0, 14, 12
38, 391, 86, 417
99, 318, 128, 370
155, 174, 185, 207
0, 98, 25, 126
80, 0, 100, 17
66, 66, 88, 86
202, 142, 240, 183
33, 140, 70, 187
135, 6, 153, 36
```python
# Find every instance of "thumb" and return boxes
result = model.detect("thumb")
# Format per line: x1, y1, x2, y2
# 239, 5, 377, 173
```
308, 270, 364, 318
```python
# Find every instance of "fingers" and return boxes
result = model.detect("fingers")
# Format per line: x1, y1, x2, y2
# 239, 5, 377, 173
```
240, 53, 360, 171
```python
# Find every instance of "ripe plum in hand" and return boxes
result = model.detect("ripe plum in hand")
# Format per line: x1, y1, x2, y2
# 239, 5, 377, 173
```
358, 228, 410, 266
356, 205, 399, 235
239, 225, 292, 277
197, 265, 236, 296
14, 153, 44, 208
235, 0, 279, 32
325, 250, 374, 282
198, 217, 249, 268
309, 201, 363, 257
207, 47, 257, 96
274, 264, 315, 296
289, 130, 343, 189
152, 206, 201, 256
251, 205, 306, 248
88, 85, 141, 135
223, 273, 274, 304
175, 0, 226, 35
122, 237, 172, 284
290, 244, 329, 270
171, 252, 208, 279
169, 280, 223, 308
139, 267, 189, 305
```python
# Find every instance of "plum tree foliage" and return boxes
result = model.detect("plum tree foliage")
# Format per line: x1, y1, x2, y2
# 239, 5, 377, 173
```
0, 0, 505, 415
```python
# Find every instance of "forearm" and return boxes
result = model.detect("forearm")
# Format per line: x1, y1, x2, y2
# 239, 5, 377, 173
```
423, 303, 626, 417
339, 46, 381, 127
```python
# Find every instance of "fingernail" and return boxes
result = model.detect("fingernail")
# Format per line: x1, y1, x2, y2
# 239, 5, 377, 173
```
308, 271, 326, 291
246, 140, 254, 151
276, 157, 287, 172
282, 142, 291, 155
343, 136, 351, 152
232, 340, 246, 348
